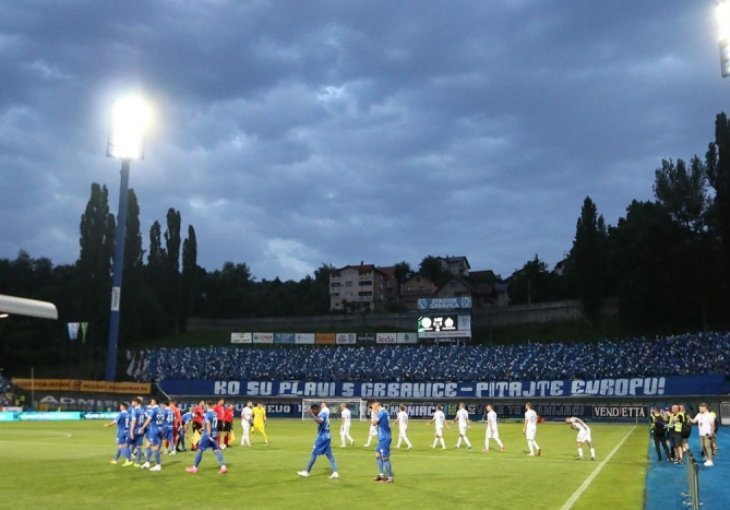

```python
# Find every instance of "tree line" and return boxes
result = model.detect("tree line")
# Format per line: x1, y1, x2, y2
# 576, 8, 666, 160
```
3, 113, 730, 378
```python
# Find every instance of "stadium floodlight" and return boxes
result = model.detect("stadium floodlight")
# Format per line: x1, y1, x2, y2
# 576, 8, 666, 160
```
718, 0, 730, 77
106, 95, 151, 160
105, 93, 152, 381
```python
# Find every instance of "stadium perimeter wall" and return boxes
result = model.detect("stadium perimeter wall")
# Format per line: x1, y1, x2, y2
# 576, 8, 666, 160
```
186, 299, 618, 332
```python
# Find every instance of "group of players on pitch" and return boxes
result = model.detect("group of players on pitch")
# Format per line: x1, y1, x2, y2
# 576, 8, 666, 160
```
105, 397, 271, 474
107, 398, 597, 480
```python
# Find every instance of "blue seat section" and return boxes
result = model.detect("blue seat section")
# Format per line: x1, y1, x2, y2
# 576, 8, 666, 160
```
127, 332, 730, 382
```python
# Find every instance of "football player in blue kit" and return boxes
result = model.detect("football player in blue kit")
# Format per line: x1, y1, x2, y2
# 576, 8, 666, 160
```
372, 401, 394, 483
140, 398, 162, 471
105, 402, 132, 466
186, 401, 228, 474
128, 397, 146, 467
297, 402, 339, 479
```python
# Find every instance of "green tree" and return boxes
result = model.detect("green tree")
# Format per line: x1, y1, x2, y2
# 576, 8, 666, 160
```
394, 261, 414, 284
418, 256, 451, 287
77, 183, 115, 378
569, 197, 608, 322
180, 224, 199, 330
508, 255, 556, 305
653, 158, 708, 234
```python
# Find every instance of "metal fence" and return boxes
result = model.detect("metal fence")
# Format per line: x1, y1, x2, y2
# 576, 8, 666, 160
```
683, 450, 701, 510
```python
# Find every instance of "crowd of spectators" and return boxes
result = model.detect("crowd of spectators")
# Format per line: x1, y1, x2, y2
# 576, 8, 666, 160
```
133, 331, 730, 383
0, 372, 12, 407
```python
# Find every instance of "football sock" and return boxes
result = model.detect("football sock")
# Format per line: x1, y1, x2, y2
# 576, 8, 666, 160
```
457, 437, 462, 448
376, 456, 384, 475
122, 447, 131, 461
496, 438, 504, 448
383, 459, 393, 478
464, 437, 472, 448
528, 441, 534, 454
590, 448, 596, 458
154, 450, 161, 464
194, 450, 203, 468
114, 449, 121, 461
306, 452, 317, 472
145, 447, 152, 462
577, 448, 583, 459
325, 451, 338, 472
214, 450, 225, 466
440, 438, 446, 449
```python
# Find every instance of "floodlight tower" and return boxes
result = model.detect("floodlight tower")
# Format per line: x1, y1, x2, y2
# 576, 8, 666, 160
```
105, 95, 151, 381
718, 0, 730, 77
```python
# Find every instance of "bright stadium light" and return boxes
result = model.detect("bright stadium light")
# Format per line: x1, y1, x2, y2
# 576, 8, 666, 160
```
105, 93, 152, 381
718, 0, 730, 77
106, 95, 152, 160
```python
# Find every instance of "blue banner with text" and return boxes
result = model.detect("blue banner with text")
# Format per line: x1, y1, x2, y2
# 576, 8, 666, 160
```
158, 374, 726, 399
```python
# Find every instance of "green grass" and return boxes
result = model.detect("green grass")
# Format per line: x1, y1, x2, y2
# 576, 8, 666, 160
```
0, 419, 648, 510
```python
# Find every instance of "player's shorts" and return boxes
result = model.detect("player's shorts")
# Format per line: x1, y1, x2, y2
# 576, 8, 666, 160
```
192, 421, 202, 432
146, 430, 161, 446
369, 427, 378, 436
435, 426, 444, 437
486, 428, 500, 440
669, 431, 683, 449
224, 422, 232, 433
117, 434, 130, 447
398, 428, 408, 437
312, 437, 332, 456
130, 432, 144, 448
241, 421, 251, 432
163, 428, 174, 442
458, 425, 468, 435
217, 421, 224, 432
198, 434, 220, 451
526, 427, 537, 441
577, 429, 591, 443
376, 438, 392, 459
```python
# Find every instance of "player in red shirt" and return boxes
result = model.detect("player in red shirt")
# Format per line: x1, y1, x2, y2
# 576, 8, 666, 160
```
192, 400, 205, 451
223, 404, 235, 447
169, 400, 183, 452
213, 399, 226, 447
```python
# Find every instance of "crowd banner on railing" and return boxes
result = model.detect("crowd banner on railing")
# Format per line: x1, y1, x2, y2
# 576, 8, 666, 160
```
376, 332, 397, 344
11, 378, 151, 395
397, 332, 418, 344
335, 333, 356, 345
274, 332, 295, 344
315, 332, 336, 345
295, 333, 315, 345
158, 374, 726, 399
252, 332, 274, 344
230, 332, 252, 344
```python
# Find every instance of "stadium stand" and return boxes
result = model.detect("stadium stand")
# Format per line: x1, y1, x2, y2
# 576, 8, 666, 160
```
134, 332, 730, 382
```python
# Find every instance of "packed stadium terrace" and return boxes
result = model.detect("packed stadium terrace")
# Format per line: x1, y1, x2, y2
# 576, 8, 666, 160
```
133, 331, 730, 383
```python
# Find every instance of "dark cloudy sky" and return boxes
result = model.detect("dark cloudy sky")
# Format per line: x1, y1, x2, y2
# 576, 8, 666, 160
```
0, 1, 727, 281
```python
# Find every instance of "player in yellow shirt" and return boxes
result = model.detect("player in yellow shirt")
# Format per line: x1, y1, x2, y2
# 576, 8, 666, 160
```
252, 402, 269, 446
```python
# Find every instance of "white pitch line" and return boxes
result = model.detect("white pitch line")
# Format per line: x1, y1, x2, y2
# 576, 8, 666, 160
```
559, 426, 637, 510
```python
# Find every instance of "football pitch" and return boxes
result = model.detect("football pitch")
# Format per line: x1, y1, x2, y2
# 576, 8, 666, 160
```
0, 419, 647, 510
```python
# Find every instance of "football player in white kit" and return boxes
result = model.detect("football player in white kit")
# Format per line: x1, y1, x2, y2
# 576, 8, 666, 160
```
484, 404, 505, 453
240, 401, 253, 447
523, 402, 542, 456
396, 404, 413, 450
339, 403, 355, 447
427, 405, 448, 449
364, 404, 379, 447
453, 403, 472, 449
566, 416, 595, 460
